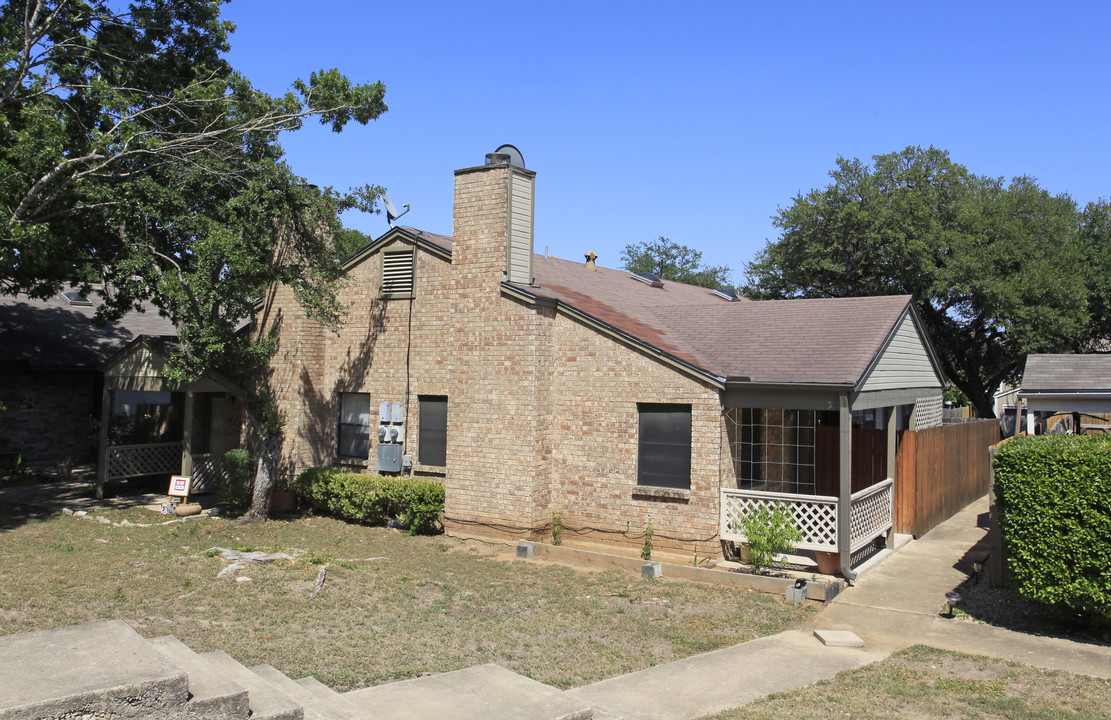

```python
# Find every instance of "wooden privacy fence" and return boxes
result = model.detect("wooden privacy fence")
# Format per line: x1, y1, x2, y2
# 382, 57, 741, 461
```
894, 419, 1000, 537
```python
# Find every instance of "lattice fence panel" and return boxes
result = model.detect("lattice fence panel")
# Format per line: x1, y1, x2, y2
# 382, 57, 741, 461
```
107, 442, 182, 480
721, 490, 838, 551
913, 395, 944, 430
190, 456, 226, 493
849, 480, 894, 553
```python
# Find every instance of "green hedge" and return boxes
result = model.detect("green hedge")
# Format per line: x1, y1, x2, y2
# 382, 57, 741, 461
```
291, 467, 444, 535
993, 435, 1111, 619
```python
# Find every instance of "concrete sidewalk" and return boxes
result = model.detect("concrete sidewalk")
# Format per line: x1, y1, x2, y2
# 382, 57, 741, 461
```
819, 495, 1111, 679
569, 495, 1111, 720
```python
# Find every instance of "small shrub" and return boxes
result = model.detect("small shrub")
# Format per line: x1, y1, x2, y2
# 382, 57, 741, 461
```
219, 449, 253, 512
292, 467, 444, 535
735, 502, 802, 574
641, 520, 653, 560
552, 510, 563, 546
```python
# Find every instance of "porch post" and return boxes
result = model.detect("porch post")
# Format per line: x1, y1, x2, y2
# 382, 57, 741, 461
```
838, 393, 857, 580
884, 405, 897, 548
181, 388, 195, 477
96, 385, 111, 500
1026, 406, 1037, 435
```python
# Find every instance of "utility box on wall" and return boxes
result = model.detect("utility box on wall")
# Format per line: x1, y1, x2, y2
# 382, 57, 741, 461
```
377, 443, 403, 473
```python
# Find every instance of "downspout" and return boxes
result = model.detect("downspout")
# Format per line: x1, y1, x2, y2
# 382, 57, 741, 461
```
838, 392, 857, 581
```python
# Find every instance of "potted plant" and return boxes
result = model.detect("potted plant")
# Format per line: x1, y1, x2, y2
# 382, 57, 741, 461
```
270, 476, 297, 514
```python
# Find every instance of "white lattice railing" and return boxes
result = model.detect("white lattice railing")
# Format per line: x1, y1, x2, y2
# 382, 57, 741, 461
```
721, 477, 894, 555
721, 487, 838, 552
849, 478, 894, 553
106, 442, 183, 480
190, 454, 226, 493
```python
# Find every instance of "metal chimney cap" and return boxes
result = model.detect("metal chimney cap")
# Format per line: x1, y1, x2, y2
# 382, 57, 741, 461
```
486, 152, 511, 165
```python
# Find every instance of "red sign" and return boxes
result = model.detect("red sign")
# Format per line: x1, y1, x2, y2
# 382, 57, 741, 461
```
169, 476, 191, 497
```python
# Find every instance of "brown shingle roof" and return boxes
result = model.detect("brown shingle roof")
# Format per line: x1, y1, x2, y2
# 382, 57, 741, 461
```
1022, 354, 1111, 392
0, 288, 177, 369
385, 229, 919, 386
524, 254, 911, 385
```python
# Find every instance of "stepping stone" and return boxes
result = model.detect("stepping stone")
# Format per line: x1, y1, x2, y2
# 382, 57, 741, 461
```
813, 629, 865, 647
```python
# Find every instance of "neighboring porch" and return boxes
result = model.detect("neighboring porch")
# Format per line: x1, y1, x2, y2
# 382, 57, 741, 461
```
96, 337, 240, 497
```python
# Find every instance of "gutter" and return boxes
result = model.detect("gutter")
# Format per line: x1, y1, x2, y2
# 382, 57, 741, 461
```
501, 282, 726, 389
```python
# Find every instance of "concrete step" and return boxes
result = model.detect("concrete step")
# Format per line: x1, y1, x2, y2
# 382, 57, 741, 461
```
0, 620, 191, 720
343, 664, 592, 720
200, 651, 304, 720
295, 676, 343, 701
150, 636, 251, 720
249, 665, 367, 720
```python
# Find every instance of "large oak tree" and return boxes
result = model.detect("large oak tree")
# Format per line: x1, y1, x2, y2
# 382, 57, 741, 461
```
743, 146, 1088, 418
1, 0, 386, 515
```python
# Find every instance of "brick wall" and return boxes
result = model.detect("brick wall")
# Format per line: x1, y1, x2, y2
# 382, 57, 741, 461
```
0, 368, 100, 463
264, 158, 730, 557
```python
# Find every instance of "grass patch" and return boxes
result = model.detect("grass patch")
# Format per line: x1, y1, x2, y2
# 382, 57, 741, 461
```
0, 500, 813, 690
701, 645, 1111, 719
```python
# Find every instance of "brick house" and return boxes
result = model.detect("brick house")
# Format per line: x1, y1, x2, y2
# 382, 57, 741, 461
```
0, 288, 176, 466
260, 149, 946, 576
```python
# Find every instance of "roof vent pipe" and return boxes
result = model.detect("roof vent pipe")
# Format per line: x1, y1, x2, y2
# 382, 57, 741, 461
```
584, 251, 598, 271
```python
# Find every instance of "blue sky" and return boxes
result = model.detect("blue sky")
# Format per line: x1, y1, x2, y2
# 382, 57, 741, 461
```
221, 1, 1111, 286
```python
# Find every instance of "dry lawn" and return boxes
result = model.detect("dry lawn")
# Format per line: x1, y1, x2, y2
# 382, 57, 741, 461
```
703, 645, 1111, 720
0, 501, 813, 690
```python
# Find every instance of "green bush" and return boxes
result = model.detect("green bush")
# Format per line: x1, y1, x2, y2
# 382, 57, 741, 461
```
735, 502, 803, 574
220, 449, 253, 512
993, 435, 1111, 620
291, 468, 444, 535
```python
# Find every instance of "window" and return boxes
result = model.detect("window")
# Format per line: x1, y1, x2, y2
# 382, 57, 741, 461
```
381, 250, 414, 297
418, 396, 447, 466
637, 404, 691, 489
729, 408, 816, 495
337, 393, 370, 458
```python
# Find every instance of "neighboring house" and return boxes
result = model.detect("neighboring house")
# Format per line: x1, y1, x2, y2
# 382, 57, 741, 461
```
259, 148, 947, 575
1017, 354, 1111, 435
0, 288, 176, 465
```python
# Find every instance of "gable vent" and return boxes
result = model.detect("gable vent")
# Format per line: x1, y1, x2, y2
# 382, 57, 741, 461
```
381, 250, 414, 296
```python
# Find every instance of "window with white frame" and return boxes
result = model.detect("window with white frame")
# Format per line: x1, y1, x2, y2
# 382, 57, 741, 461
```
337, 393, 370, 458
728, 408, 816, 495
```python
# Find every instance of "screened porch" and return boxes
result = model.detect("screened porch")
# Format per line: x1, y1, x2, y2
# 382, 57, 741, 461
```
718, 396, 940, 577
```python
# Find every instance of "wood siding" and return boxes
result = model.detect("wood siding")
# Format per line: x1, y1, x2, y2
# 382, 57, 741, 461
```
894, 419, 1000, 536
506, 169, 534, 284
859, 312, 942, 393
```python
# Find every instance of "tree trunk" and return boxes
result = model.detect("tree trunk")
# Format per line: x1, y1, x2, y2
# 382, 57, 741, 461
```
245, 436, 277, 519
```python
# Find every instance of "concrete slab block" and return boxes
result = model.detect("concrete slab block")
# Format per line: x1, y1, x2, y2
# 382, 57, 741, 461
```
642, 562, 662, 579
516, 542, 535, 558
0, 620, 189, 719
200, 651, 303, 720
150, 635, 250, 719
344, 664, 591, 720
813, 629, 865, 647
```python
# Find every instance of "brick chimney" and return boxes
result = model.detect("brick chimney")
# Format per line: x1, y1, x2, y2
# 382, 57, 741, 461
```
452, 150, 535, 296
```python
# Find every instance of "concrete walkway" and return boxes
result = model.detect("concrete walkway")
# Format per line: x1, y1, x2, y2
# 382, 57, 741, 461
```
571, 494, 1111, 720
